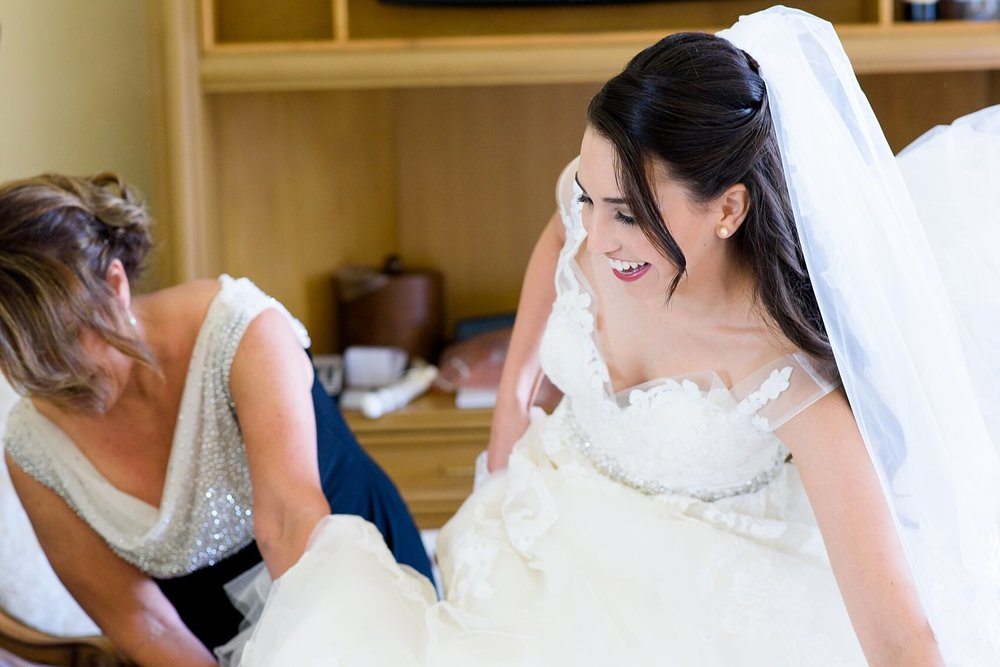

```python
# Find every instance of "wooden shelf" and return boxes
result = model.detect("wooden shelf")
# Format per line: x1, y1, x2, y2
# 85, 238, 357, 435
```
200, 22, 1000, 92
847, 21, 1000, 73
344, 391, 492, 435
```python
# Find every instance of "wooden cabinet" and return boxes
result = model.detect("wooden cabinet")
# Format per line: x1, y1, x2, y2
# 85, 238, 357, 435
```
199, 1, 1000, 89
150, 1, 1000, 350
344, 393, 490, 529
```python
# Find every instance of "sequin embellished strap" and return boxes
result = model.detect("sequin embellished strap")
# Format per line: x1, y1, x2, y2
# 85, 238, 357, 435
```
210, 275, 312, 409
216, 275, 310, 348
3, 401, 61, 491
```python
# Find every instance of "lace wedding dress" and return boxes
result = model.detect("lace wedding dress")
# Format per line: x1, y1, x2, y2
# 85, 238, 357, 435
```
238, 159, 868, 666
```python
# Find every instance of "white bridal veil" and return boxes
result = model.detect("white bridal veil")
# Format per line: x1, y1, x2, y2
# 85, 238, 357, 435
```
721, 8, 1000, 664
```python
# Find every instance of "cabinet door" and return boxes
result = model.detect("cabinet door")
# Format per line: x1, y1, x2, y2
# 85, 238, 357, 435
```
358, 429, 485, 529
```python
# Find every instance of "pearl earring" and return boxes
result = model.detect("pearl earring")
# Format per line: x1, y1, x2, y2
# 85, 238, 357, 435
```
716, 226, 731, 239
128, 310, 137, 328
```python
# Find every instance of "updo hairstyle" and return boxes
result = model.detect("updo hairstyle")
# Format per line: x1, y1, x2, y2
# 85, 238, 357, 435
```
0, 173, 156, 412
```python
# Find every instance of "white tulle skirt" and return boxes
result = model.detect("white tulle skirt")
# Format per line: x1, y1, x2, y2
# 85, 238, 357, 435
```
238, 405, 866, 666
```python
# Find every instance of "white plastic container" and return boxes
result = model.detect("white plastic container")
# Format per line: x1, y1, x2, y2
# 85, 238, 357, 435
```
343, 345, 408, 388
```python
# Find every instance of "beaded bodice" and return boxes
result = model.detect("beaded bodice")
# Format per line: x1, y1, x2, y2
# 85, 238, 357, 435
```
4, 276, 310, 578
538, 158, 837, 501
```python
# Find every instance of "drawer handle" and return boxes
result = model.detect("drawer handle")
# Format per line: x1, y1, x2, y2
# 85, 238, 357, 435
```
440, 465, 475, 478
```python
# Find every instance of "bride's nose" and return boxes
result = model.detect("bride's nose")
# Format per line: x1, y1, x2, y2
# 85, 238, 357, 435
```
583, 209, 619, 255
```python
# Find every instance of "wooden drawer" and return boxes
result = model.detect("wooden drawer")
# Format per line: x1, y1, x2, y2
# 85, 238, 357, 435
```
362, 432, 483, 529
344, 393, 492, 529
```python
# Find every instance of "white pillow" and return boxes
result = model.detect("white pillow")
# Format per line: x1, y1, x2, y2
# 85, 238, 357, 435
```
0, 376, 99, 636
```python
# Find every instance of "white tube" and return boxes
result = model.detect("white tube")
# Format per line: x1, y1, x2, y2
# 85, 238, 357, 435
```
359, 365, 438, 419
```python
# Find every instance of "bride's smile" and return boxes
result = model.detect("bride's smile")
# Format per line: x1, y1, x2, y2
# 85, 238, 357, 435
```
606, 257, 650, 282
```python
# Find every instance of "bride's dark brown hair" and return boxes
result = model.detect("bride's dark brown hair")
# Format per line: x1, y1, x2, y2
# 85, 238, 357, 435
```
587, 32, 834, 369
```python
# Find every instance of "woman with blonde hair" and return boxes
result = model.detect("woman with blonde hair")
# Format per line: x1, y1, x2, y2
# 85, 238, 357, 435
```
0, 172, 432, 665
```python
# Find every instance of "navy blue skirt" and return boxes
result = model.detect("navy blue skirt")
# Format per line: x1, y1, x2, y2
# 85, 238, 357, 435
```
155, 373, 432, 651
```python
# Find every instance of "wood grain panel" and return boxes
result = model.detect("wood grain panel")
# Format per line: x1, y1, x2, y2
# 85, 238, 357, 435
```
148, 0, 216, 287
394, 83, 598, 333
209, 90, 397, 352
357, 433, 482, 529
990, 70, 1000, 104
860, 70, 991, 152
213, 0, 334, 43
348, 0, 872, 40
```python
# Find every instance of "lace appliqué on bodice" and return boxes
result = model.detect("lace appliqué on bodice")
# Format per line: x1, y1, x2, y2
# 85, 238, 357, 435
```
4, 275, 310, 578
538, 157, 838, 503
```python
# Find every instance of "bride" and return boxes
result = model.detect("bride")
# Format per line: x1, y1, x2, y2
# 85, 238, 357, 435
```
237, 7, 999, 666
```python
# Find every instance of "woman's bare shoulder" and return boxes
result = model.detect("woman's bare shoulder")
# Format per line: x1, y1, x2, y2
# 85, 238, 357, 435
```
134, 279, 224, 362
140, 279, 221, 321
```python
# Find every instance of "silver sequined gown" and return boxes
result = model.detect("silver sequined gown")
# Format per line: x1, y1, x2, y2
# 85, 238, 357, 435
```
237, 162, 868, 666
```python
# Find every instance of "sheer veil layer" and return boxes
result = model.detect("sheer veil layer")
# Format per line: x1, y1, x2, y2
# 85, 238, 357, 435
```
721, 8, 1000, 664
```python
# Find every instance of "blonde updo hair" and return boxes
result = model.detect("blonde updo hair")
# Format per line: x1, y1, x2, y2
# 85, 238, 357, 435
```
0, 173, 156, 413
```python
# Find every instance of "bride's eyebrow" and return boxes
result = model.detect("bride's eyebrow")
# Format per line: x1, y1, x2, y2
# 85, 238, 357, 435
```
575, 172, 627, 205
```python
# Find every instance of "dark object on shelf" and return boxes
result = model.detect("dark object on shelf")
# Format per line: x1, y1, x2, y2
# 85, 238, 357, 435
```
453, 313, 516, 342
336, 256, 443, 362
903, 0, 939, 20
381, 0, 659, 6
938, 0, 1000, 19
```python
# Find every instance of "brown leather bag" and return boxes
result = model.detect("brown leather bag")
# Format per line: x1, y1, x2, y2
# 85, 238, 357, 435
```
335, 256, 443, 362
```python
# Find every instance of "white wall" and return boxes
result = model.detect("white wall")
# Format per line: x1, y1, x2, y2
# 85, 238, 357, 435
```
0, 1, 153, 199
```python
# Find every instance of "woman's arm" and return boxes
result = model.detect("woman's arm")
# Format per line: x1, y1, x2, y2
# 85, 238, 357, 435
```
777, 390, 944, 667
487, 211, 565, 472
6, 456, 216, 666
229, 309, 331, 579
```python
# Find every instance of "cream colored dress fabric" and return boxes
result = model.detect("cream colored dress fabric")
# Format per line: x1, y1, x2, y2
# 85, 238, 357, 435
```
239, 161, 867, 666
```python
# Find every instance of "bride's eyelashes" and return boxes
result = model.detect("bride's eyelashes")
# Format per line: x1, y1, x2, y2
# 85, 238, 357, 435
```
615, 211, 637, 226
576, 193, 637, 226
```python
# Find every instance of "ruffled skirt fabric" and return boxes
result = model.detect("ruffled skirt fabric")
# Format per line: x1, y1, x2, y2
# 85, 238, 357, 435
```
240, 405, 866, 666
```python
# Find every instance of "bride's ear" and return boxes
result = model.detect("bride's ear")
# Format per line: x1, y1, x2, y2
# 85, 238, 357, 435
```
718, 184, 750, 233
